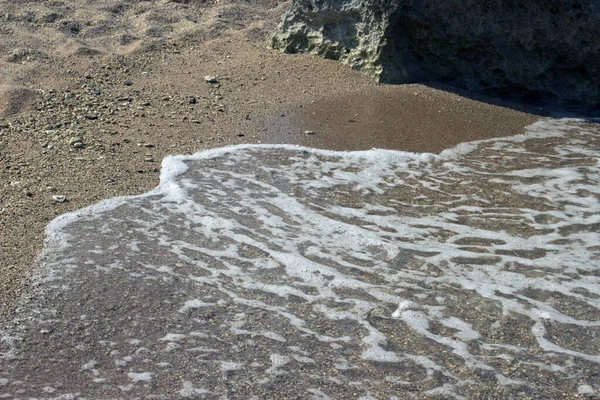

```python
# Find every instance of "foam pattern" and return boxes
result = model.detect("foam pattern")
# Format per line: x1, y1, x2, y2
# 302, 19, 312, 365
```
1, 118, 599, 398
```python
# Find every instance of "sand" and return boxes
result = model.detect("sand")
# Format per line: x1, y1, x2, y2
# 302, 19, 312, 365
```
0, 0, 540, 319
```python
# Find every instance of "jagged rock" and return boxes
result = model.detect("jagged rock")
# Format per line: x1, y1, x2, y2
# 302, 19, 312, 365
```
272, 0, 600, 110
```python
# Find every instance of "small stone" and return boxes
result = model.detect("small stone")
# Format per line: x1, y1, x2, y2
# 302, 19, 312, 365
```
73, 142, 85, 148
92, 89, 101, 95
304, 130, 315, 135
143, 154, 154, 162
236, 133, 245, 137
52, 195, 67, 203
204, 75, 219, 83
46, 186, 57, 193
188, 96, 197, 104
368, 307, 390, 320
124, 80, 133, 86
69, 137, 82, 145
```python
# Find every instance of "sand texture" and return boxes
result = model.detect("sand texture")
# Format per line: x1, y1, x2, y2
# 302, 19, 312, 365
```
0, 0, 540, 319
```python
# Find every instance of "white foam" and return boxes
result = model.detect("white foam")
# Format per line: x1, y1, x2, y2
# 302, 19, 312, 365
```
158, 333, 187, 342
179, 299, 214, 313
126, 372, 153, 382
180, 381, 212, 397
4, 117, 600, 397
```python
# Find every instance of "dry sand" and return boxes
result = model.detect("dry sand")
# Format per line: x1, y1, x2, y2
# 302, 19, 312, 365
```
0, 0, 540, 319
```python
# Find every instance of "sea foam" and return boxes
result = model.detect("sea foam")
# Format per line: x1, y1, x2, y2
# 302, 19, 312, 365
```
1, 117, 599, 398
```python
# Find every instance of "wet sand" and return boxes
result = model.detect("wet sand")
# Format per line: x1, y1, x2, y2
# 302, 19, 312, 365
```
262, 84, 538, 152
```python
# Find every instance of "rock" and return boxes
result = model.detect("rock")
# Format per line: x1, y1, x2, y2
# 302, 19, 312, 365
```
69, 137, 82, 145
304, 130, 315, 135
272, 0, 600, 110
204, 75, 219, 84
273, 0, 396, 83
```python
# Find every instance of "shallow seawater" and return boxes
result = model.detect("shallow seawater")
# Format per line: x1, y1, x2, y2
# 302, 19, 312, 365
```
1, 118, 599, 398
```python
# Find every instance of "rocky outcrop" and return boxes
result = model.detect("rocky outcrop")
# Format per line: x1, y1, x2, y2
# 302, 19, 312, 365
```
272, 0, 600, 110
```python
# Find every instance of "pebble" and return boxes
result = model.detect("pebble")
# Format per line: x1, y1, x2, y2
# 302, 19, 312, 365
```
52, 195, 67, 203
204, 75, 219, 83
69, 137, 82, 145
304, 130, 315, 135
124, 80, 133, 86
143, 154, 154, 162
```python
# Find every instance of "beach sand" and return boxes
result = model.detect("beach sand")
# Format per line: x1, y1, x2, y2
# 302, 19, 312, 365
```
0, 0, 540, 318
